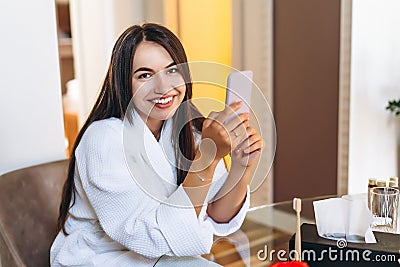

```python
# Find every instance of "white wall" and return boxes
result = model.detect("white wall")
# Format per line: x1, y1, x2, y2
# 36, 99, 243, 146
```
348, 0, 400, 193
70, 0, 145, 123
0, 1, 66, 175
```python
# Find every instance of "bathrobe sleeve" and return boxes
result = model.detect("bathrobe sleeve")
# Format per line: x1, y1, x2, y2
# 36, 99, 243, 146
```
75, 120, 249, 259
199, 160, 250, 236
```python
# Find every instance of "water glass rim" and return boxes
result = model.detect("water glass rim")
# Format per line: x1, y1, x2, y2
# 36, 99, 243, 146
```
371, 186, 399, 195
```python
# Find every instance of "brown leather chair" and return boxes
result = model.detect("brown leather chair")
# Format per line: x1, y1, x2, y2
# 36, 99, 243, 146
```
0, 160, 68, 267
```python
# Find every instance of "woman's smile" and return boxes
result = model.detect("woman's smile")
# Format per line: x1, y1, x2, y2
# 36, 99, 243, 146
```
151, 94, 176, 109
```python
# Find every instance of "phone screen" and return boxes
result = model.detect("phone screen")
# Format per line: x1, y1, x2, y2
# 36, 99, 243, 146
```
225, 70, 253, 121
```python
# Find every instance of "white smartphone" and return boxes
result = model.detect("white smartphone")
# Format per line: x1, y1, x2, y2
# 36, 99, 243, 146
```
225, 70, 253, 121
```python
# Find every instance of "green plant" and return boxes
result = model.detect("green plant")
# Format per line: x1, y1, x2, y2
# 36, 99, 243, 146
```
386, 99, 400, 116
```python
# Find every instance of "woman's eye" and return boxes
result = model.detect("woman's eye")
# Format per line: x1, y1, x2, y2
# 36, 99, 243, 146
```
138, 73, 151, 79
167, 67, 179, 74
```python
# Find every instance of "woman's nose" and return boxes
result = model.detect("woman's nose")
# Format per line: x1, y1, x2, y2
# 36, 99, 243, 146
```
154, 73, 173, 95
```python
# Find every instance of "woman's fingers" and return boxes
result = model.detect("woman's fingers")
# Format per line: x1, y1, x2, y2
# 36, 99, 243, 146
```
204, 101, 243, 129
203, 111, 220, 128
202, 102, 261, 161
202, 109, 238, 160
237, 128, 263, 153
243, 140, 263, 154
215, 101, 243, 124
227, 112, 249, 141
224, 112, 249, 132
205, 102, 250, 146
230, 123, 248, 147
234, 127, 255, 147
230, 126, 263, 167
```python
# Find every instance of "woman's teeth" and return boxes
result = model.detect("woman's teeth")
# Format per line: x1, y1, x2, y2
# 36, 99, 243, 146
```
152, 96, 173, 104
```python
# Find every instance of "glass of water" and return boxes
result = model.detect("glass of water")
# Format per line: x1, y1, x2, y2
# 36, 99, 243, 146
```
370, 187, 399, 233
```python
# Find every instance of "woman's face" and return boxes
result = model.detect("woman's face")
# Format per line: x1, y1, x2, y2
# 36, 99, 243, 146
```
131, 41, 186, 126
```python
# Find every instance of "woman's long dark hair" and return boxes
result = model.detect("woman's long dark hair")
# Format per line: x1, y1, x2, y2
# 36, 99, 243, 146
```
57, 23, 204, 234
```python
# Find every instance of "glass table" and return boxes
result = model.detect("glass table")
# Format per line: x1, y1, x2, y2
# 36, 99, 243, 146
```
202, 195, 335, 266
155, 195, 334, 267
156, 194, 400, 266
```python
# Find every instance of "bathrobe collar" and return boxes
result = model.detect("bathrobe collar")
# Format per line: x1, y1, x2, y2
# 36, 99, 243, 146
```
123, 109, 178, 203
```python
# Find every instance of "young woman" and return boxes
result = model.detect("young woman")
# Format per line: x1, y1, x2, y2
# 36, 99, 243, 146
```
51, 23, 263, 266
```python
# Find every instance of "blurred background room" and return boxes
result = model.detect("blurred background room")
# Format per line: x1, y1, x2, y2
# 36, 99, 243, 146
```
1, 0, 399, 207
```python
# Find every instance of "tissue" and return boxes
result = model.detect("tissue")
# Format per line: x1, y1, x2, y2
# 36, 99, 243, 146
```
313, 196, 376, 243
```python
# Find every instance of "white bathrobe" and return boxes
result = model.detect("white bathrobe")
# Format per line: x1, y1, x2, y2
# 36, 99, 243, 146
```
50, 114, 250, 267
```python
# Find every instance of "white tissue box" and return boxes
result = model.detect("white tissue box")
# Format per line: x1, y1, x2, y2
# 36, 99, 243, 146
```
313, 196, 376, 243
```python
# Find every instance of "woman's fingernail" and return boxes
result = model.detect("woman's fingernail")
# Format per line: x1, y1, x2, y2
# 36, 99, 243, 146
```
244, 148, 250, 153
235, 148, 241, 154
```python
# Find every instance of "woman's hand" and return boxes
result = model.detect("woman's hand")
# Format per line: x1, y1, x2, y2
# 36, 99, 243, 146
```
202, 106, 263, 223
231, 126, 263, 168
184, 101, 250, 212
200, 102, 250, 163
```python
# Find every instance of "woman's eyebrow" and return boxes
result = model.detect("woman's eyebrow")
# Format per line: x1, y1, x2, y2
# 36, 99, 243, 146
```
133, 62, 176, 74
165, 62, 176, 69
133, 67, 153, 74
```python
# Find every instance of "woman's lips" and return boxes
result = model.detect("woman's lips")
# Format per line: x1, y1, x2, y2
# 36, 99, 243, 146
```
151, 95, 175, 109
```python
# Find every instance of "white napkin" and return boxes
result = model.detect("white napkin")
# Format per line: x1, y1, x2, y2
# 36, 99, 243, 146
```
313, 196, 377, 243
